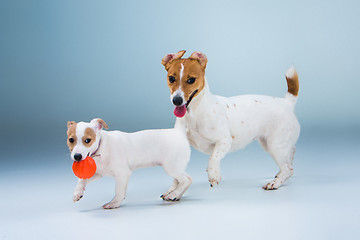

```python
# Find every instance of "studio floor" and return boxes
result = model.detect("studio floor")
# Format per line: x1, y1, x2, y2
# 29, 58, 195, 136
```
1, 127, 359, 240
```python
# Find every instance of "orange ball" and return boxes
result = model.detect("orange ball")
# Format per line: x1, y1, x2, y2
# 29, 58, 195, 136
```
72, 156, 97, 179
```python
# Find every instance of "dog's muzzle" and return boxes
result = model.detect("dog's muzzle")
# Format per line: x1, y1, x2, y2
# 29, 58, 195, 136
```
172, 96, 183, 106
185, 89, 198, 108
74, 153, 82, 161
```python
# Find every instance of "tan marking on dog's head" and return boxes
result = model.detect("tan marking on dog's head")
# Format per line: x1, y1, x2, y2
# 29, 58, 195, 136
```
67, 121, 77, 151
82, 127, 96, 148
163, 51, 208, 102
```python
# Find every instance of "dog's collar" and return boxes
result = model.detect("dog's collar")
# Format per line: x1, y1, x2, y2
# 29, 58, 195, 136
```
89, 139, 101, 158
186, 89, 198, 109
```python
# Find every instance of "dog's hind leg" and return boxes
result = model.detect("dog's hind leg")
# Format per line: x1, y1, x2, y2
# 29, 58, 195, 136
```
258, 137, 296, 179
263, 149, 294, 190
160, 179, 179, 199
162, 160, 192, 201
289, 146, 296, 171
262, 135, 296, 190
103, 169, 131, 209
163, 172, 192, 201
258, 136, 269, 152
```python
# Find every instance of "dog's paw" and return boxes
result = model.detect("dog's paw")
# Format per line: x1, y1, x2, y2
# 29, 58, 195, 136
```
262, 180, 280, 190
265, 170, 293, 190
161, 191, 181, 202
160, 191, 172, 200
73, 189, 84, 202
207, 167, 221, 187
102, 200, 121, 209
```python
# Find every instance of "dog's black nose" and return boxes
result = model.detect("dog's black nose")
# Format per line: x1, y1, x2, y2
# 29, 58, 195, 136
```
172, 96, 183, 106
74, 153, 82, 161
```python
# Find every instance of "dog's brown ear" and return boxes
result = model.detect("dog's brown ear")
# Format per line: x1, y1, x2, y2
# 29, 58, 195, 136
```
189, 51, 208, 69
90, 118, 109, 131
161, 50, 186, 70
67, 121, 76, 131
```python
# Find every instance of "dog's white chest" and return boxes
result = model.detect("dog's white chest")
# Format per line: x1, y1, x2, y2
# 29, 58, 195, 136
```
188, 130, 214, 155
182, 114, 215, 155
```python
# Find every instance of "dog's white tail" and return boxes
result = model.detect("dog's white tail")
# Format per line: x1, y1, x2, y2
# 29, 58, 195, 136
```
285, 66, 299, 103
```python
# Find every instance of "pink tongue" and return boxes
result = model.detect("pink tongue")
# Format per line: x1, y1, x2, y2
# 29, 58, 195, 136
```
174, 105, 187, 118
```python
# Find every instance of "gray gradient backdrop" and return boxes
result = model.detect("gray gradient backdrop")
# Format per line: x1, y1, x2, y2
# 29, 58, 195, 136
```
1, 0, 359, 148
1, 1, 360, 239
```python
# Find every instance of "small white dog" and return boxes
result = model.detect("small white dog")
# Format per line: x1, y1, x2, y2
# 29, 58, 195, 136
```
67, 118, 192, 209
162, 50, 300, 190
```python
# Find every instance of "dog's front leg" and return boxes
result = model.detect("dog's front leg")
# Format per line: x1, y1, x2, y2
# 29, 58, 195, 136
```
73, 173, 102, 202
102, 170, 131, 209
207, 138, 232, 187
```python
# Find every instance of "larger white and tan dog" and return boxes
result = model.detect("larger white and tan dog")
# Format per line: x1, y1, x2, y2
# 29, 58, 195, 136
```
161, 50, 300, 190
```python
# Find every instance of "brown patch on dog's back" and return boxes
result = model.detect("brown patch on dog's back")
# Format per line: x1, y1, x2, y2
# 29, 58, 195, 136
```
67, 121, 77, 151
83, 128, 96, 147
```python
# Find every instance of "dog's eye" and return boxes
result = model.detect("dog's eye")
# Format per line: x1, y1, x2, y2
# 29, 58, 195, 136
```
187, 77, 196, 84
69, 138, 74, 143
169, 76, 176, 83
85, 139, 91, 144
